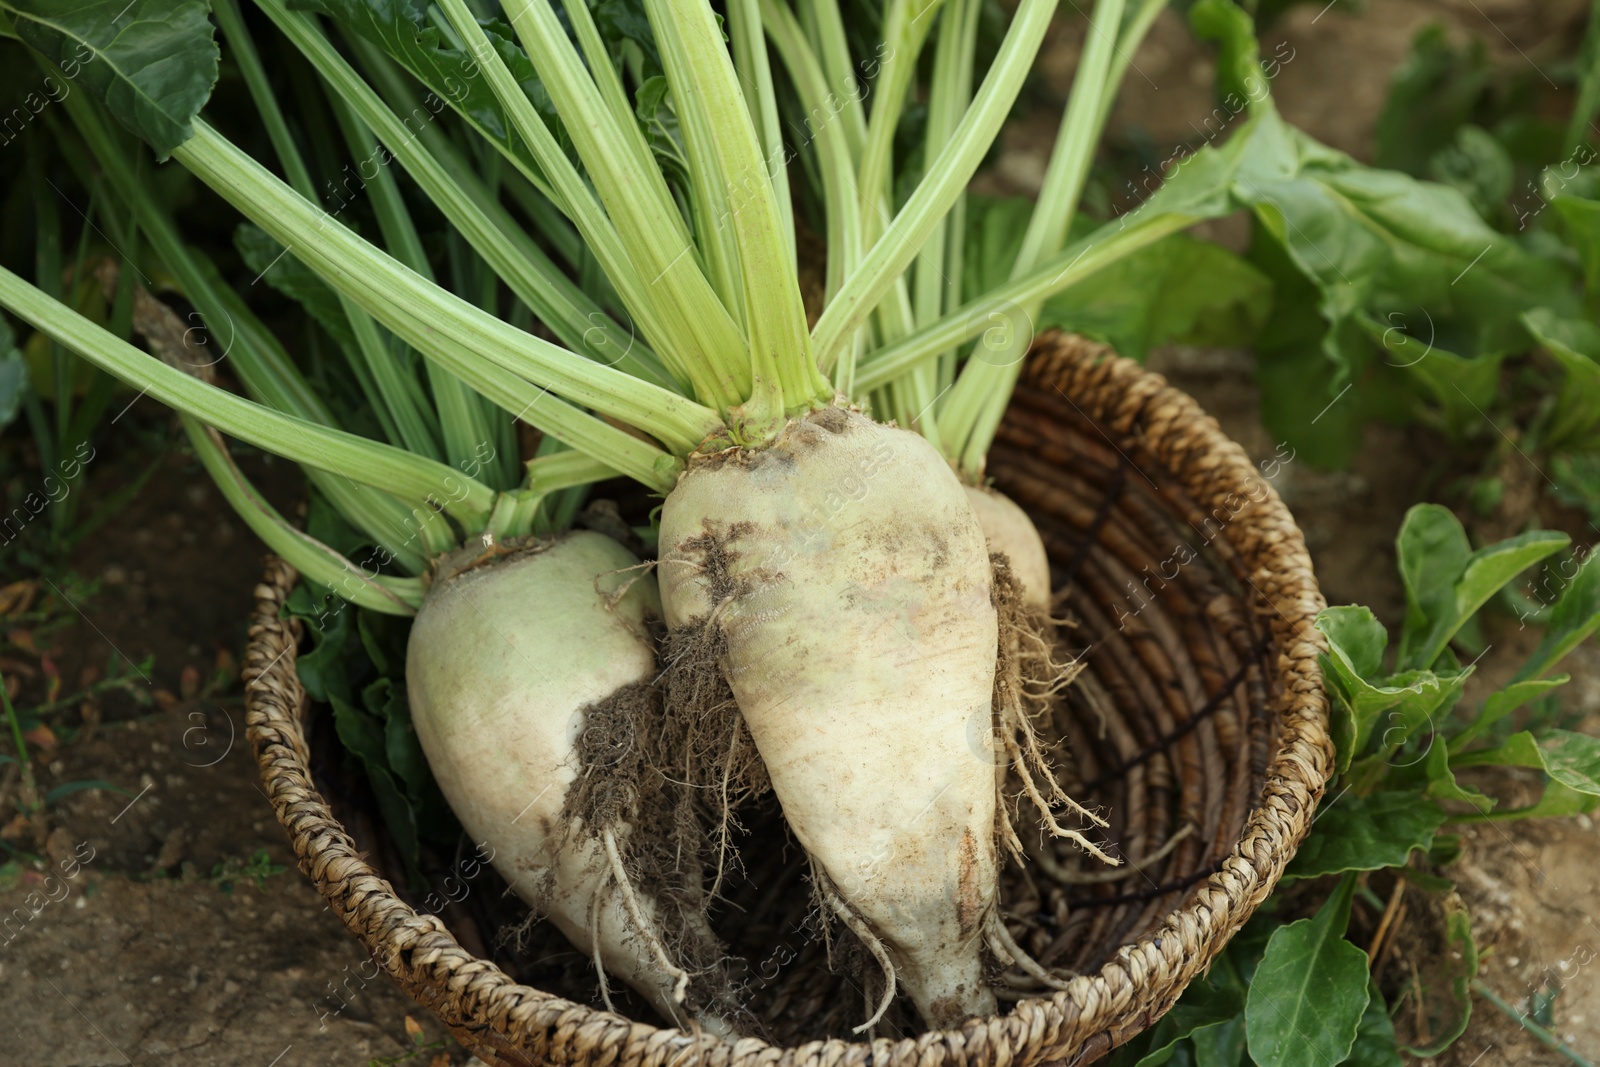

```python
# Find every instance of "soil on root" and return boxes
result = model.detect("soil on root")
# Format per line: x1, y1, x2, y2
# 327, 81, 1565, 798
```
553, 625, 769, 1022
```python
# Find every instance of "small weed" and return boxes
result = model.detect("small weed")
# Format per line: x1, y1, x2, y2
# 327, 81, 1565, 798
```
206, 849, 286, 894
366, 1016, 449, 1067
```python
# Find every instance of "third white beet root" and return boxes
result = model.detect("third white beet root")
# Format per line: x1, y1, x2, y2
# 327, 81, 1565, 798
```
964, 485, 1051, 612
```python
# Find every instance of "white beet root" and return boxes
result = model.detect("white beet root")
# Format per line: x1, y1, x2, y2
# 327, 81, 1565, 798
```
405, 532, 725, 1033
964, 485, 1051, 612
658, 408, 1001, 1030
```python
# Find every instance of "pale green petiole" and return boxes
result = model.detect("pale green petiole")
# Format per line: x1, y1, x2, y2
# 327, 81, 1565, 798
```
171, 123, 717, 475
857, 0, 945, 223
484, 0, 755, 413
183, 416, 423, 615
728, 0, 795, 265
650, 0, 830, 433
258, 0, 680, 397
0, 265, 496, 524
797, 0, 869, 159
938, 0, 1153, 477
853, 210, 1199, 393
761, 0, 862, 308
809, 0, 1060, 369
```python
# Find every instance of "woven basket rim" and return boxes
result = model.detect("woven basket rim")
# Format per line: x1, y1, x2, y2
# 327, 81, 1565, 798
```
242, 334, 1333, 1067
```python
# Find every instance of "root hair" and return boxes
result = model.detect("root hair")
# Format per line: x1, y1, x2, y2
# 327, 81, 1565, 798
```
990, 554, 1117, 867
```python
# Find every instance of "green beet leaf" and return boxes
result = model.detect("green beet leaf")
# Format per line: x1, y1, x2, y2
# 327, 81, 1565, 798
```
1317, 605, 1470, 771
1515, 548, 1600, 683
1395, 504, 1471, 668
330, 689, 423, 880
1449, 729, 1600, 821
1231, 104, 1577, 464
292, 0, 565, 181
1112, 953, 1247, 1067
1319, 604, 1387, 679
1536, 729, 1600, 795
1428, 530, 1570, 660
1355, 313, 1509, 441
1451, 731, 1545, 774
1394, 504, 1567, 670
4, 0, 219, 160
1521, 306, 1600, 450
1132, 977, 1246, 1067
1338, 982, 1403, 1067
1497, 781, 1600, 820
1428, 126, 1512, 221
1449, 675, 1569, 752
1375, 25, 1490, 177
1191, 1015, 1247, 1067
1552, 194, 1600, 298
1283, 791, 1447, 881
1245, 875, 1370, 1067
1044, 231, 1272, 361
1189, 0, 1265, 113
235, 223, 356, 350
1422, 740, 1495, 813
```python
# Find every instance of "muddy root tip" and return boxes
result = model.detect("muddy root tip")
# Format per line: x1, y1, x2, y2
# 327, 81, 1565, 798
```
602, 828, 694, 1005
816, 868, 897, 1033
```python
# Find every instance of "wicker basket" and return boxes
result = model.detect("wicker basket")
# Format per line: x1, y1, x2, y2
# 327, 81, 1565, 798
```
243, 333, 1333, 1067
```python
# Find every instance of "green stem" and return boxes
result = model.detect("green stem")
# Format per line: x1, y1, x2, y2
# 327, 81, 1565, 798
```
0, 265, 495, 523
650, 0, 830, 434
1097, 0, 1166, 135
481, 0, 754, 412
328, 92, 496, 474
51, 93, 445, 565
262, 1, 680, 397
762, 0, 862, 309
1015, 0, 1126, 274
55, 90, 328, 423
655, 0, 748, 336
345, 307, 445, 458
939, 0, 1126, 476
172, 122, 715, 472
853, 209, 1196, 392
728, 0, 794, 265
857, 0, 944, 225
217, 0, 445, 463
809, 0, 1059, 369
524, 450, 618, 494
915, 0, 980, 337
1474, 981, 1597, 1067
182, 417, 422, 614
797, 0, 868, 159
560, 0, 657, 168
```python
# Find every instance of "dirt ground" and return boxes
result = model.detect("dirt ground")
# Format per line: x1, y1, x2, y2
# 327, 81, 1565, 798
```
3, 2, 1600, 1066
2, 445, 457, 1066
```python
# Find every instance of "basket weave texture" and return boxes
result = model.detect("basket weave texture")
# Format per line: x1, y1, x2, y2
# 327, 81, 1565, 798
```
243, 334, 1334, 1067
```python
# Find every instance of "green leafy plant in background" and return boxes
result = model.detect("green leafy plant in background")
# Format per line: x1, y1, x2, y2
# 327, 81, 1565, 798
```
1112, 503, 1600, 1066
0, 93, 157, 558
1229, 1, 1600, 482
